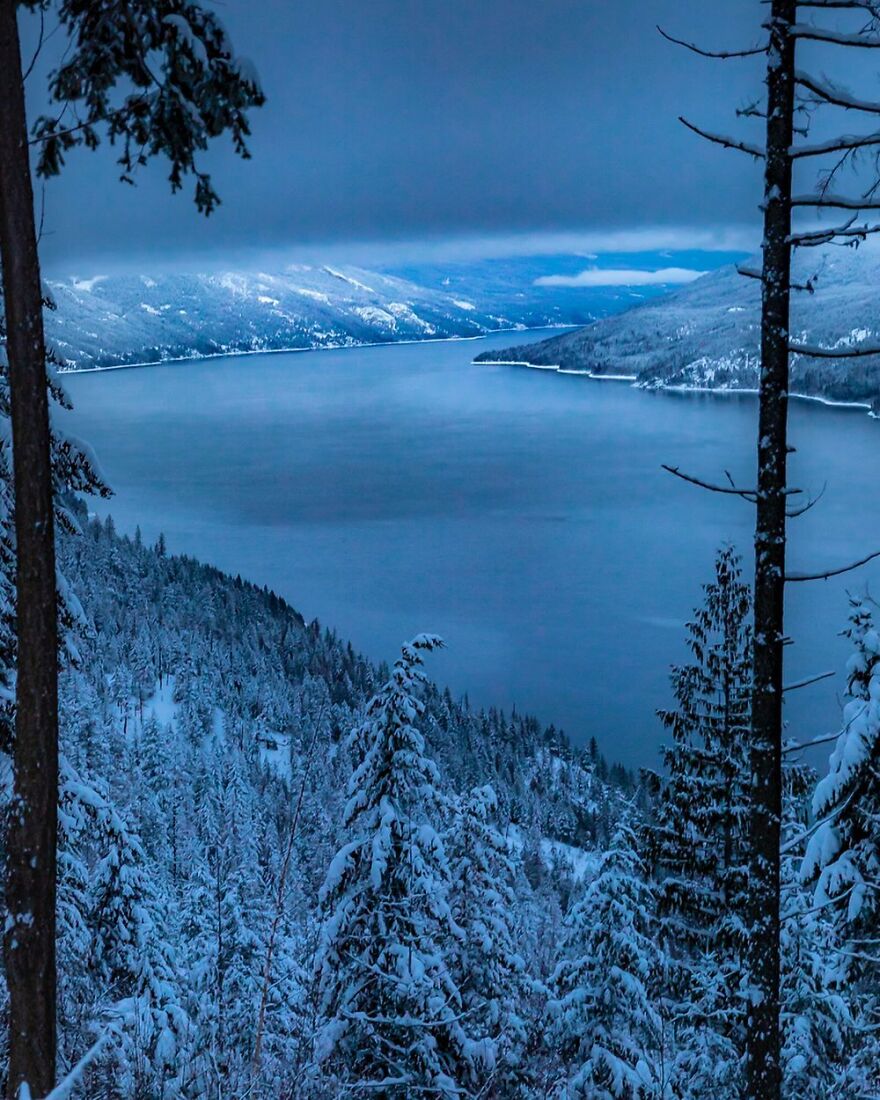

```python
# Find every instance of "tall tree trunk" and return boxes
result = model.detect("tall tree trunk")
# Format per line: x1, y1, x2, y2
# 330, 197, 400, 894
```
0, 2, 59, 1096
747, 2, 795, 1097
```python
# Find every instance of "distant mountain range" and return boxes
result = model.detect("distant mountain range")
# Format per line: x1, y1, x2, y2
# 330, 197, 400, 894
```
474, 242, 880, 413
43, 251, 738, 372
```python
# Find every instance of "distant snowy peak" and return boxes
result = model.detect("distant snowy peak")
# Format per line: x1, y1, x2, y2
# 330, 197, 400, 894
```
474, 241, 880, 411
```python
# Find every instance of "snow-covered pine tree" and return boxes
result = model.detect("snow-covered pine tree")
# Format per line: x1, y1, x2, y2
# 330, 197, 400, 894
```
547, 822, 666, 1099
508, 842, 566, 1094
56, 760, 97, 1082
447, 784, 529, 1093
58, 761, 188, 1099
135, 714, 173, 865
781, 760, 857, 1099
641, 547, 751, 1090
802, 597, 880, 1084
184, 743, 265, 1096
313, 635, 487, 1098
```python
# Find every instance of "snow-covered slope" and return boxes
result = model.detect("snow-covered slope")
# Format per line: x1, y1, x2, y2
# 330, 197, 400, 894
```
475, 241, 880, 411
46, 259, 608, 372
45, 264, 505, 370
43, 251, 734, 372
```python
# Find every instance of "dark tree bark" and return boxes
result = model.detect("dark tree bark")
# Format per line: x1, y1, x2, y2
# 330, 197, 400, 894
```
664, 4, 880, 1093
0, 2, 59, 1096
747, 2, 796, 1097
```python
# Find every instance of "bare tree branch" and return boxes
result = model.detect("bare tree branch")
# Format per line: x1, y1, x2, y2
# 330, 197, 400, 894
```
782, 669, 835, 692
787, 480, 827, 518
782, 729, 842, 753
791, 23, 880, 47
789, 339, 880, 357
679, 116, 765, 157
793, 132, 880, 157
22, 6, 46, 83
737, 263, 817, 291
796, 69, 880, 114
658, 25, 767, 58
785, 548, 880, 582
791, 192, 880, 209
662, 464, 759, 500
796, 0, 880, 12
662, 464, 804, 501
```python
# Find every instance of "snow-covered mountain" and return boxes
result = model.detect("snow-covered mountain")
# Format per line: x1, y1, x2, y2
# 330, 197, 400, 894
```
43, 251, 736, 372
474, 241, 880, 412
45, 264, 508, 371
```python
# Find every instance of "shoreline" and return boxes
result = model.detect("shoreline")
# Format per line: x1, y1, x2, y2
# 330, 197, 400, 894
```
59, 324, 578, 377
473, 357, 876, 415
62, 329, 878, 417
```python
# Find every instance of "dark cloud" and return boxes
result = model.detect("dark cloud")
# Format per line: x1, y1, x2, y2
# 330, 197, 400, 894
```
26, 0, 767, 269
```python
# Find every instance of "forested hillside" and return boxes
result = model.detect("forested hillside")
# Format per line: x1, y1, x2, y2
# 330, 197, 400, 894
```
4, 0, 880, 1095
0, 508, 870, 1097
44, 253, 725, 373
475, 241, 880, 411
41, 505, 634, 1096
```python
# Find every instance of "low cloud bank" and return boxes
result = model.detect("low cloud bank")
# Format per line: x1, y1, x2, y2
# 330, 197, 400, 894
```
534, 266, 707, 288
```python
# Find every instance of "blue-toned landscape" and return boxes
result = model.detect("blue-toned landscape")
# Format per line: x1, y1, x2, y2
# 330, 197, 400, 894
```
46, 249, 741, 371
62, 328, 876, 770
1, 1, 878, 1098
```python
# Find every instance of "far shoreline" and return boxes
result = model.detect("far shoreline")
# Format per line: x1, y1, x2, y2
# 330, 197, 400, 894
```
473, 357, 877, 417
58, 324, 577, 377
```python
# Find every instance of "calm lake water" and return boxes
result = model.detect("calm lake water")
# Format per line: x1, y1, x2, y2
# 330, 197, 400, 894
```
61, 330, 880, 769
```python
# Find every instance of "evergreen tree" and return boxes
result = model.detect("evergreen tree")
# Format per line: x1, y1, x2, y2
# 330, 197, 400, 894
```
0, 2, 264, 1084
59, 761, 188, 1099
781, 762, 856, 1099
642, 547, 751, 1088
186, 745, 265, 1094
135, 715, 172, 864
313, 636, 486, 1097
804, 599, 880, 958
547, 823, 666, 1099
447, 784, 529, 1092
802, 597, 880, 1082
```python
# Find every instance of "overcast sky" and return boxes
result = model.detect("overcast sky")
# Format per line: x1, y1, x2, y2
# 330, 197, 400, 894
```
26, 0, 769, 271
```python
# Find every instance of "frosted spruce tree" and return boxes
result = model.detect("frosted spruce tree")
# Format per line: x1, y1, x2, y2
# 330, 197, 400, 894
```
781, 762, 857, 1099
183, 743, 266, 1096
58, 761, 188, 1099
447, 784, 529, 1093
313, 636, 487, 1098
642, 547, 751, 1091
547, 823, 666, 1099
802, 598, 880, 1080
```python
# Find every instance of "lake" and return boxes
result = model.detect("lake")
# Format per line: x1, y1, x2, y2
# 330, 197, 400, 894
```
61, 330, 880, 770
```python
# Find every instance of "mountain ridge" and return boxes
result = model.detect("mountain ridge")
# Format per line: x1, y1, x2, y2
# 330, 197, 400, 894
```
473, 242, 880, 414
41, 251, 737, 373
